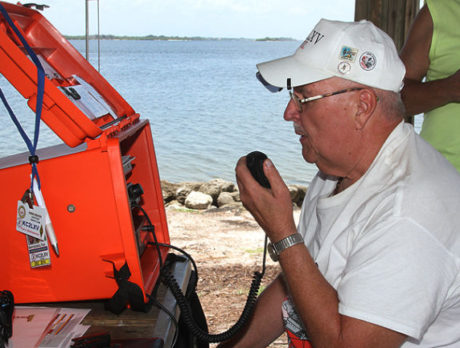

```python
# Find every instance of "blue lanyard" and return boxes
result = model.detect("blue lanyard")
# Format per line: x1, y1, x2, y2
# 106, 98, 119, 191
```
0, 3, 45, 191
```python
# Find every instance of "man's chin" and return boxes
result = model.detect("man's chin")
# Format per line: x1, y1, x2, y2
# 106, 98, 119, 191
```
302, 151, 317, 165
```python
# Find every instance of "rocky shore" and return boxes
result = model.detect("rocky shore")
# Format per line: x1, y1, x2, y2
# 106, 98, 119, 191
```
161, 178, 308, 211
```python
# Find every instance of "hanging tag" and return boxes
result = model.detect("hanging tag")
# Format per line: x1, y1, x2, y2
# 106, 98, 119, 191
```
17, 199, 46, 240
26, 234, 51, 268
18, 189, 51, 268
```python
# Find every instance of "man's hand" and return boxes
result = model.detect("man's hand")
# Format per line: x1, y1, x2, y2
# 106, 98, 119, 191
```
235, 156, 297, 243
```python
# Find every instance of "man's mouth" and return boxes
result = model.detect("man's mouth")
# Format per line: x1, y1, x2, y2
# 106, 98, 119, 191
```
294, 123, 306, 137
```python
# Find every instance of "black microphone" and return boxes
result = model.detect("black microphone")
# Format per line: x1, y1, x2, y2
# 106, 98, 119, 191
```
246, 151, 271, 189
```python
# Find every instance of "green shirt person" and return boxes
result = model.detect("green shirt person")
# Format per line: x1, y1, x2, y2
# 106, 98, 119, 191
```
401, 0, 460, 172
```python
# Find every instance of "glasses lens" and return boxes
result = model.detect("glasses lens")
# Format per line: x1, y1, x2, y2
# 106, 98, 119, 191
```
290, 91, 302, 112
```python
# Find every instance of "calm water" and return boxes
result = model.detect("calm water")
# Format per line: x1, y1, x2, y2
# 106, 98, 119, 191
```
0, 39, 422, 185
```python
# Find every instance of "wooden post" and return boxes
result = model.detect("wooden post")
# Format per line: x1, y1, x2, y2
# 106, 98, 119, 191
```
354, 0, 420, 123
354, 0, 420, 51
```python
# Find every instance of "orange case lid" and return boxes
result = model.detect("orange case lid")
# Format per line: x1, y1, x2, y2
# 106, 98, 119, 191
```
0, 2, 136, 147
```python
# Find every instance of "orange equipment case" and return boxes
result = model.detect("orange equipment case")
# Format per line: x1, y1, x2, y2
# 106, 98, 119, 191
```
0, 2, 170, 304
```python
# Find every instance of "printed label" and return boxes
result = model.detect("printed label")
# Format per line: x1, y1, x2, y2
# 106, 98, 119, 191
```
17, 200, 46, 240
338, 61, 352, 74
26, 234, 51, 268
340, 46, 358, 62
300, 30, 324, 49
359, 51, 377, 71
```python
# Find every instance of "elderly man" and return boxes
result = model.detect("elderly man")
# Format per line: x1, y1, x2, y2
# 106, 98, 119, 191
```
224, 19, 460, 348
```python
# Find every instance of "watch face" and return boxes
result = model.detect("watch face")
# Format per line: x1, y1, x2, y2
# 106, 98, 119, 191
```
268, 243, 278, 262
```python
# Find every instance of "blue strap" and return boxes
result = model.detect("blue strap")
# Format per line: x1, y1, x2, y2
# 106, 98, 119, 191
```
0, 3, 45, 191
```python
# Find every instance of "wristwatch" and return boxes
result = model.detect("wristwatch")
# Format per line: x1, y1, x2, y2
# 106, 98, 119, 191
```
268, 233, 304, 262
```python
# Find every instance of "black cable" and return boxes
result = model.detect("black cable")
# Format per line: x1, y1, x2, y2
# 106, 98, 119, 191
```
161, 265, 264, 343
147, 294, 179, 347
134, 205, 164, 269
151, 242, 199, 283
138, 204, 268, 343
262, 235, 268, 278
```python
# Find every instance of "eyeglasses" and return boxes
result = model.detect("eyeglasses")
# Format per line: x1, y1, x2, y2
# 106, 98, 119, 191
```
289, 87, 364, 112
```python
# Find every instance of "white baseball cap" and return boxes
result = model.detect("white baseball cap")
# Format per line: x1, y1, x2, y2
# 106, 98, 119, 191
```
256, 19, 405, 92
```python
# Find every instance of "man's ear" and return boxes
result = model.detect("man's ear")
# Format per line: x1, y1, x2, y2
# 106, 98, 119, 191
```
354, 88, 378, 129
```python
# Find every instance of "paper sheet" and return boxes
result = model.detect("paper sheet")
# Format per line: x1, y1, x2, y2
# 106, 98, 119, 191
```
58, 75, 117, 120
7, 306, 90, 348
6, 307, 57, 348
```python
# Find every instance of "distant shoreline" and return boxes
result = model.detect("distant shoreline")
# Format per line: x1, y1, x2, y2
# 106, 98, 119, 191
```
65, 34, 297, 42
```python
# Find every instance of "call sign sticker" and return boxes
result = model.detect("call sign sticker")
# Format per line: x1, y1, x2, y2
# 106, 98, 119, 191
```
26, 235, 51, 268
17, 200, 46, 240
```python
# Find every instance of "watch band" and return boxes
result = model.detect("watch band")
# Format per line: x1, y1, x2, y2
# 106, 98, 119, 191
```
268, 233, 303, 262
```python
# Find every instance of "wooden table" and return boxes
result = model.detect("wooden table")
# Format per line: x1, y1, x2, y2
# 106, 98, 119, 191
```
30, 256, 192, 348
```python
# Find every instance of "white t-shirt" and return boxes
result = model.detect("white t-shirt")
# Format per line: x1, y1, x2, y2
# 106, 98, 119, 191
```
292, 122, 460, 347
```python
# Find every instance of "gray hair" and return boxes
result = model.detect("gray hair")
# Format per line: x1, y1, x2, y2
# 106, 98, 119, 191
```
375, 89, 406, 121
335, 77, 406, 121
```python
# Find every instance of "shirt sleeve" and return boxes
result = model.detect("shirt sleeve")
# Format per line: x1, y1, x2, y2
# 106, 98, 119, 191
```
337, 217, 457, 340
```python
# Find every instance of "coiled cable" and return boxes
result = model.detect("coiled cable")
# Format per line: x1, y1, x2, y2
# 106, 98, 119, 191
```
160, 260, 265, 343
137, 203, 268, 343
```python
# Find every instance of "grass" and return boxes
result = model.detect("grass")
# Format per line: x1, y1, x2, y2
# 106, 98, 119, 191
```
174, 207, 201, 214
245, 247, 264, 254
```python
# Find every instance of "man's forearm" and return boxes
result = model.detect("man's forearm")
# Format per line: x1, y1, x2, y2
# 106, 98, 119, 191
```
278, 243, 342, 347
278, 242, 407, 348
218, 274, 287, 348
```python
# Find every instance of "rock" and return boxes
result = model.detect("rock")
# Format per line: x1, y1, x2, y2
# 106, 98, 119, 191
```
209, 178, 236, 192
176, 182, 202, 204
165, 200, 183, 210
230, 191, 241, 202
199, 182, 221, 204
161, 180, 180, 203
221, 202, 244, 210
217, 191, 235, 207
293, 185, 308, 207
176, 187, 191, 205
288, 185, 300, 203
205, 202, 244, 213
185, 191, 213, 210
162, 178, 307, 210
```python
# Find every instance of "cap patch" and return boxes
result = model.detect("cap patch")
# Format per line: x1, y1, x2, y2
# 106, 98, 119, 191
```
338, 62, 351, 74
359, 52, 376, 71
339, 46, 358, 62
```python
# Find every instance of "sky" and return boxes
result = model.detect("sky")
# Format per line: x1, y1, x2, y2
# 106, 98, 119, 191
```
0, 0, 356, 40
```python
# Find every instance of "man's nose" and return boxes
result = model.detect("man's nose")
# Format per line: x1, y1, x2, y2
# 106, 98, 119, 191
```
284, 99, 300, 121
